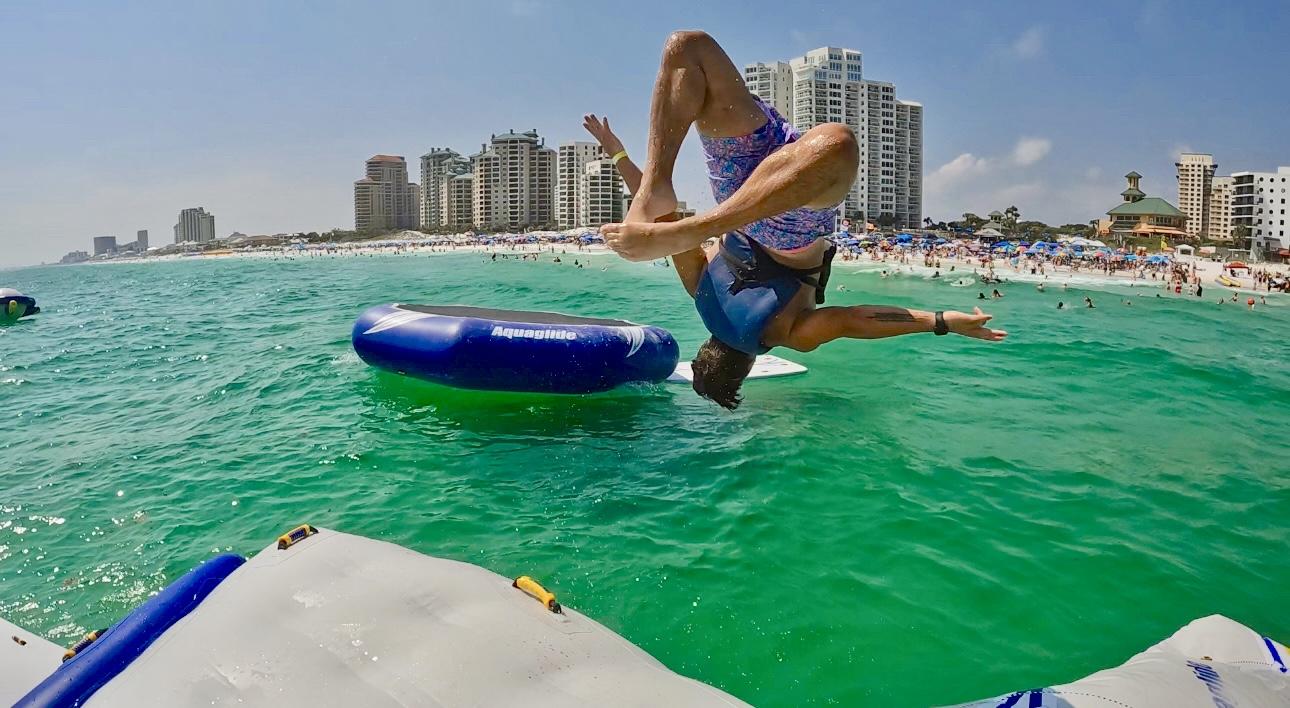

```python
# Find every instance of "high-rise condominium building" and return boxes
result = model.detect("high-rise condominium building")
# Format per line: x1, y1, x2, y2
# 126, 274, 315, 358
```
136, 230, 149, 251
174, 207, 215, 243
744, 46, 923, 229
354, 155, 419, 232
93, 236, 118, 256
1232, 166, 1290, 252
420, 148, 470, 229
890, 97, 923, 230
578, 158, 625, 227
440, 173, 474, 230
1208, 177, 1233, 242
1176, 153, 1217, 238
469, 130, 556, 230
558, 142, 603, 229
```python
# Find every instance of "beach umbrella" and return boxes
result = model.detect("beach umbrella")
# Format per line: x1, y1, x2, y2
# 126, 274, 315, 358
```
1123, 254, 1138, 261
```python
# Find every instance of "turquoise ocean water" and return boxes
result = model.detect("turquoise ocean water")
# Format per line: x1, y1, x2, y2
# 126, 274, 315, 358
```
2, 252, 1287, 705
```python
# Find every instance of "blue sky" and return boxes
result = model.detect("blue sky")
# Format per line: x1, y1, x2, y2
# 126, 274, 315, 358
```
2, 0, 1288, 267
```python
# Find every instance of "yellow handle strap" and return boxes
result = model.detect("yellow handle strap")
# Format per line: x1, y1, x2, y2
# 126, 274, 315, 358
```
513, 575, 562, 614
277, 524, 318, 550
62, 629, 103, 662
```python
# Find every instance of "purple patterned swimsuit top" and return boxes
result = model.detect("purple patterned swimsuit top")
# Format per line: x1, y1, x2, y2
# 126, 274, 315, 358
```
699, 99, 839, 251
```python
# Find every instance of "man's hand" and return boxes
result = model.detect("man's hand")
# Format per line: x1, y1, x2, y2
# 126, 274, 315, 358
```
945, 307, 1008, 341
582, 114, 624, 156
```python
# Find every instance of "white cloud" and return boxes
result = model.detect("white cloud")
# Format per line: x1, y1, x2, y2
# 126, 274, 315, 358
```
928, 138, 1051, 199
1011, 137, 1052, 167
923, 136, 1111, 225
509, 0, 544, 17
1011, 26, 1045, 59
1169, 143, 1194, 161
926, 153, 992, 190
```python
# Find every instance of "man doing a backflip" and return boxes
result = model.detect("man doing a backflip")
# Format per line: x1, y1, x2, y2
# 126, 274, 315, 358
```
586, 31, 1006, 409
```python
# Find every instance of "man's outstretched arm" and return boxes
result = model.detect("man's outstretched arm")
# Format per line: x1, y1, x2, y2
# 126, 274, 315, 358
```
784, 306, 1007, 352
583, 114, 706, 297
583, 115, 643, 193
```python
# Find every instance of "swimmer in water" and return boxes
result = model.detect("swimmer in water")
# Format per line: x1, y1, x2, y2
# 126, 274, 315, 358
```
1057, 301, 1065, 309
584, 31, 1006, 409
992, 289, 1003, 298
1036, 283, 1045, 292
1085, 296, 1095, 308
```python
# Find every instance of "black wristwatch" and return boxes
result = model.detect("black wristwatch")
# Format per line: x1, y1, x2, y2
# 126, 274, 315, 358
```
933, 311, 949, 336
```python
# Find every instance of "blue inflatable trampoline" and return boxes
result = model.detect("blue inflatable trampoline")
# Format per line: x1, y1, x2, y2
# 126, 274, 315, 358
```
352, 304, 680, 394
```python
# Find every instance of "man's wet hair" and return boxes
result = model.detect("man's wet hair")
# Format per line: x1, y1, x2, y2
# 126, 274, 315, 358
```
690, 336, 756, 410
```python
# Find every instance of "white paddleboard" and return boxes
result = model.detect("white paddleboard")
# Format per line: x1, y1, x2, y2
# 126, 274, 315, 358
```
668, 354, 807, 383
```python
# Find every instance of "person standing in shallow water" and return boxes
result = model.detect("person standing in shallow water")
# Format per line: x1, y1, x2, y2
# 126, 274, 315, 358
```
584, 31, 1006, 410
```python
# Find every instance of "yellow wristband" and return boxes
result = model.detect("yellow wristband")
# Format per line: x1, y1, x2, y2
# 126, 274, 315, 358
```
610, 150, 628, 165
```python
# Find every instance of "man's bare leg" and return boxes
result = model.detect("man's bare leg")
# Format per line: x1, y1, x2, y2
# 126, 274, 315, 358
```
604, 123, 859, 261
627, 31, 767, 224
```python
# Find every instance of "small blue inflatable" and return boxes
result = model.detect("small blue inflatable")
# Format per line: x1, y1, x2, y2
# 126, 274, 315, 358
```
352, 304, 680, 394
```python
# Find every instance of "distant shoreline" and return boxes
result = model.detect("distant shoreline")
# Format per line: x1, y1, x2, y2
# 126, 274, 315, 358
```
29, 233, 1288, 300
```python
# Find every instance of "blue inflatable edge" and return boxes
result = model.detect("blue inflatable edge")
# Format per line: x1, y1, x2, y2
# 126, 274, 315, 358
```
15, 553, 246, 708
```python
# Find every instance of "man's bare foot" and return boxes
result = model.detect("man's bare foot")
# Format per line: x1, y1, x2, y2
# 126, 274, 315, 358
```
625, 181, 678, 223
602, 215, 710, 262
602, 221, 673, 261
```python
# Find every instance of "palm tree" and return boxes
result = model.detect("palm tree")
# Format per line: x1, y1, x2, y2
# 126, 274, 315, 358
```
1004, 205, 1020, 233
1231, 224, 1251, 251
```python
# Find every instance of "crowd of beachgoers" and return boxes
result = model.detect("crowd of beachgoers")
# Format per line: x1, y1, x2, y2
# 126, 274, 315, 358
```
835, 234, 1289, 295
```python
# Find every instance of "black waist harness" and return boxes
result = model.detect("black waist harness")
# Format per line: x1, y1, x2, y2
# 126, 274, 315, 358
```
720, 233, 836, 305
695, 233, 838, 355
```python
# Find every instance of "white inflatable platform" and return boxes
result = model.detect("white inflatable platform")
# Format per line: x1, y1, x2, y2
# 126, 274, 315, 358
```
10, 528, 748, 707
950, 614, 1289, 707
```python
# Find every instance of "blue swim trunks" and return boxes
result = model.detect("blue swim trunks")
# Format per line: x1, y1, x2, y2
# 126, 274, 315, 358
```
699, 99, 839, 251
